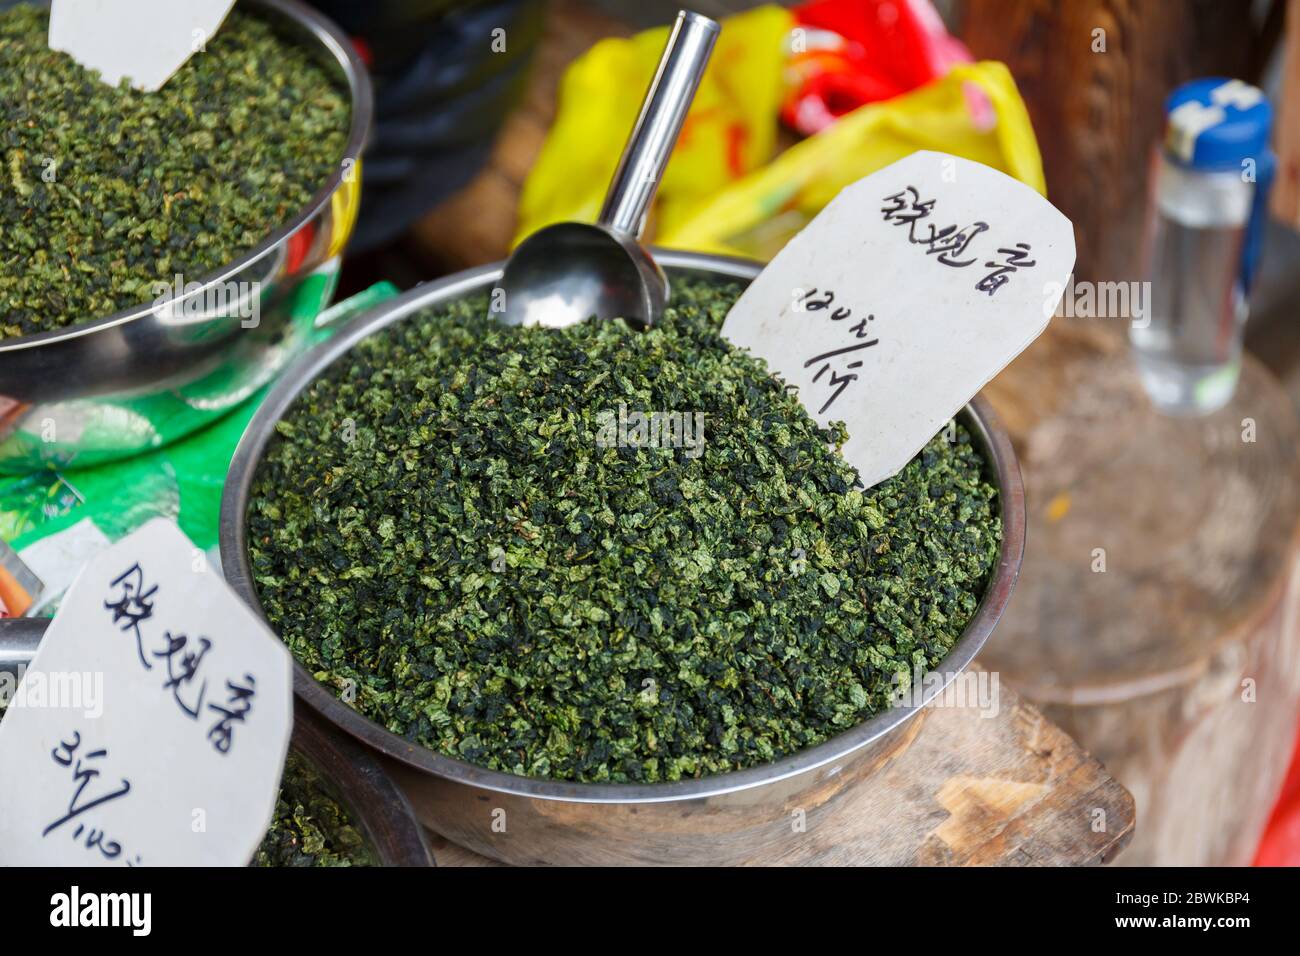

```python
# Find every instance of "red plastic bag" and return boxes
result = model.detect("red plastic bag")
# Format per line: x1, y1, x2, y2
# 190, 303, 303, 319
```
1255, 721, 1300, 866
783, 0, 973, 135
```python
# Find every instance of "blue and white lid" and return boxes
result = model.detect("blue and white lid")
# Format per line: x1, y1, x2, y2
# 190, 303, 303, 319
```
1165, 78, 1272, 171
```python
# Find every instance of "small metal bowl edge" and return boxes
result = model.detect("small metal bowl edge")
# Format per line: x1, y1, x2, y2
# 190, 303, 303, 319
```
0, 0, 372, 354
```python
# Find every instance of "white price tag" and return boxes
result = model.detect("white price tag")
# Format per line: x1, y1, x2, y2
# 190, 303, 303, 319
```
49, 0, 235, 93
0, 519, 292, 866
721, 151, 1075, 489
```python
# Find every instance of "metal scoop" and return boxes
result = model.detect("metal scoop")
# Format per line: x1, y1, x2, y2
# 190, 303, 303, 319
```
494, 10, 719, 330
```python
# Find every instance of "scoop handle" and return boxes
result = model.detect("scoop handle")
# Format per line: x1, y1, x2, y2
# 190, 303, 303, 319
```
0, 616, 46, 675
598, 10, 719, 238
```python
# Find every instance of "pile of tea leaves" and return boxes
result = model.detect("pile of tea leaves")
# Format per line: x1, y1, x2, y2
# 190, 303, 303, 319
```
252, 752, 376, 868
248, 279, 1001, 784
0, 4, 349, 339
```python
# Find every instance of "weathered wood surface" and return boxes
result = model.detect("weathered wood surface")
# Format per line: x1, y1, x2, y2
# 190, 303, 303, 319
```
424, 668, 1135, 866
981, 320, 1300, 865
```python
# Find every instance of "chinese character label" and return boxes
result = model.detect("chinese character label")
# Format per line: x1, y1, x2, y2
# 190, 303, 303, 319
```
0, 519, 292, 866
721, 151, 1075, 489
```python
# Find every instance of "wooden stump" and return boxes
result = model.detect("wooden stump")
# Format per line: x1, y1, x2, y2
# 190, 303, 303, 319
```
424, 669, 1135, 866
981, 322, 1300, 865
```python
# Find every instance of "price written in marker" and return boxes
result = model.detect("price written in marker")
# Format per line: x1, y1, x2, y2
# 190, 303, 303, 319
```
0, 519, 291, 866
721, 151, 1076, 490
48, 0, 236, 93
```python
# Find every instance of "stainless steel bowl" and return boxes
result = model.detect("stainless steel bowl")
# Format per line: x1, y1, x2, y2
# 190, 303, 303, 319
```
289, 706, 435, 867
0, 0, 373, 474
218, 250, 1027, 866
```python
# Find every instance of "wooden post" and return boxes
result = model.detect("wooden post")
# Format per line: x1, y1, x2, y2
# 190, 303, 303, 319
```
960, 0, 1258, 283
1272, 0, 1300, 225
423, 671, 1136, 865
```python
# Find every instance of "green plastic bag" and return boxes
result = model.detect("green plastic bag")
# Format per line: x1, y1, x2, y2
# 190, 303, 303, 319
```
0, 281, 400, 613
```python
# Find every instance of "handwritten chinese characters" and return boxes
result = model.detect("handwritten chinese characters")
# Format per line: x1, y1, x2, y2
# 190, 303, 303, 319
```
104, 564, 255, 755
976, 243, 1037, 296
104, 563, 156, 669
208, 675, 256, 754
718, 151, 1075, 490
794, 287, 880, 415
882, 186, 1038, 295
46, 731, 140, 865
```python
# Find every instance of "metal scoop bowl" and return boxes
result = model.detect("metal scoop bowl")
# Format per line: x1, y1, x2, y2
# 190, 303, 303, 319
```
494, 10, 719, 330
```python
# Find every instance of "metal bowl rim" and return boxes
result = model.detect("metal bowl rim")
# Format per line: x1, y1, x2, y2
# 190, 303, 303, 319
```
219, 248, 1025, 805
0, 0, 373, 354
289, 707, 435, 867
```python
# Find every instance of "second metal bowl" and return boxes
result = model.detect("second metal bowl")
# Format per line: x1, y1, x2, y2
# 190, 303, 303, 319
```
0, 0, 373, 474
287, 706, 434, 867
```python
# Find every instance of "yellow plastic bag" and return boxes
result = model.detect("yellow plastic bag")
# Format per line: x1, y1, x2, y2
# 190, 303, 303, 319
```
516, 13, 1047, 262
661, 62, 1047, 259
514, 5, 794, 247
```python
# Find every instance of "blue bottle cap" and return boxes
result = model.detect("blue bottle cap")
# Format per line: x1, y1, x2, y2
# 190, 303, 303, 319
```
1164, 78, 1272, 171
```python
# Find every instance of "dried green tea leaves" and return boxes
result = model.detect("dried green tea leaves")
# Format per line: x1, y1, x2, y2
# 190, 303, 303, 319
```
0, 5, 348, 339
248, 279, 1001, 783
252, 752, 375, 868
